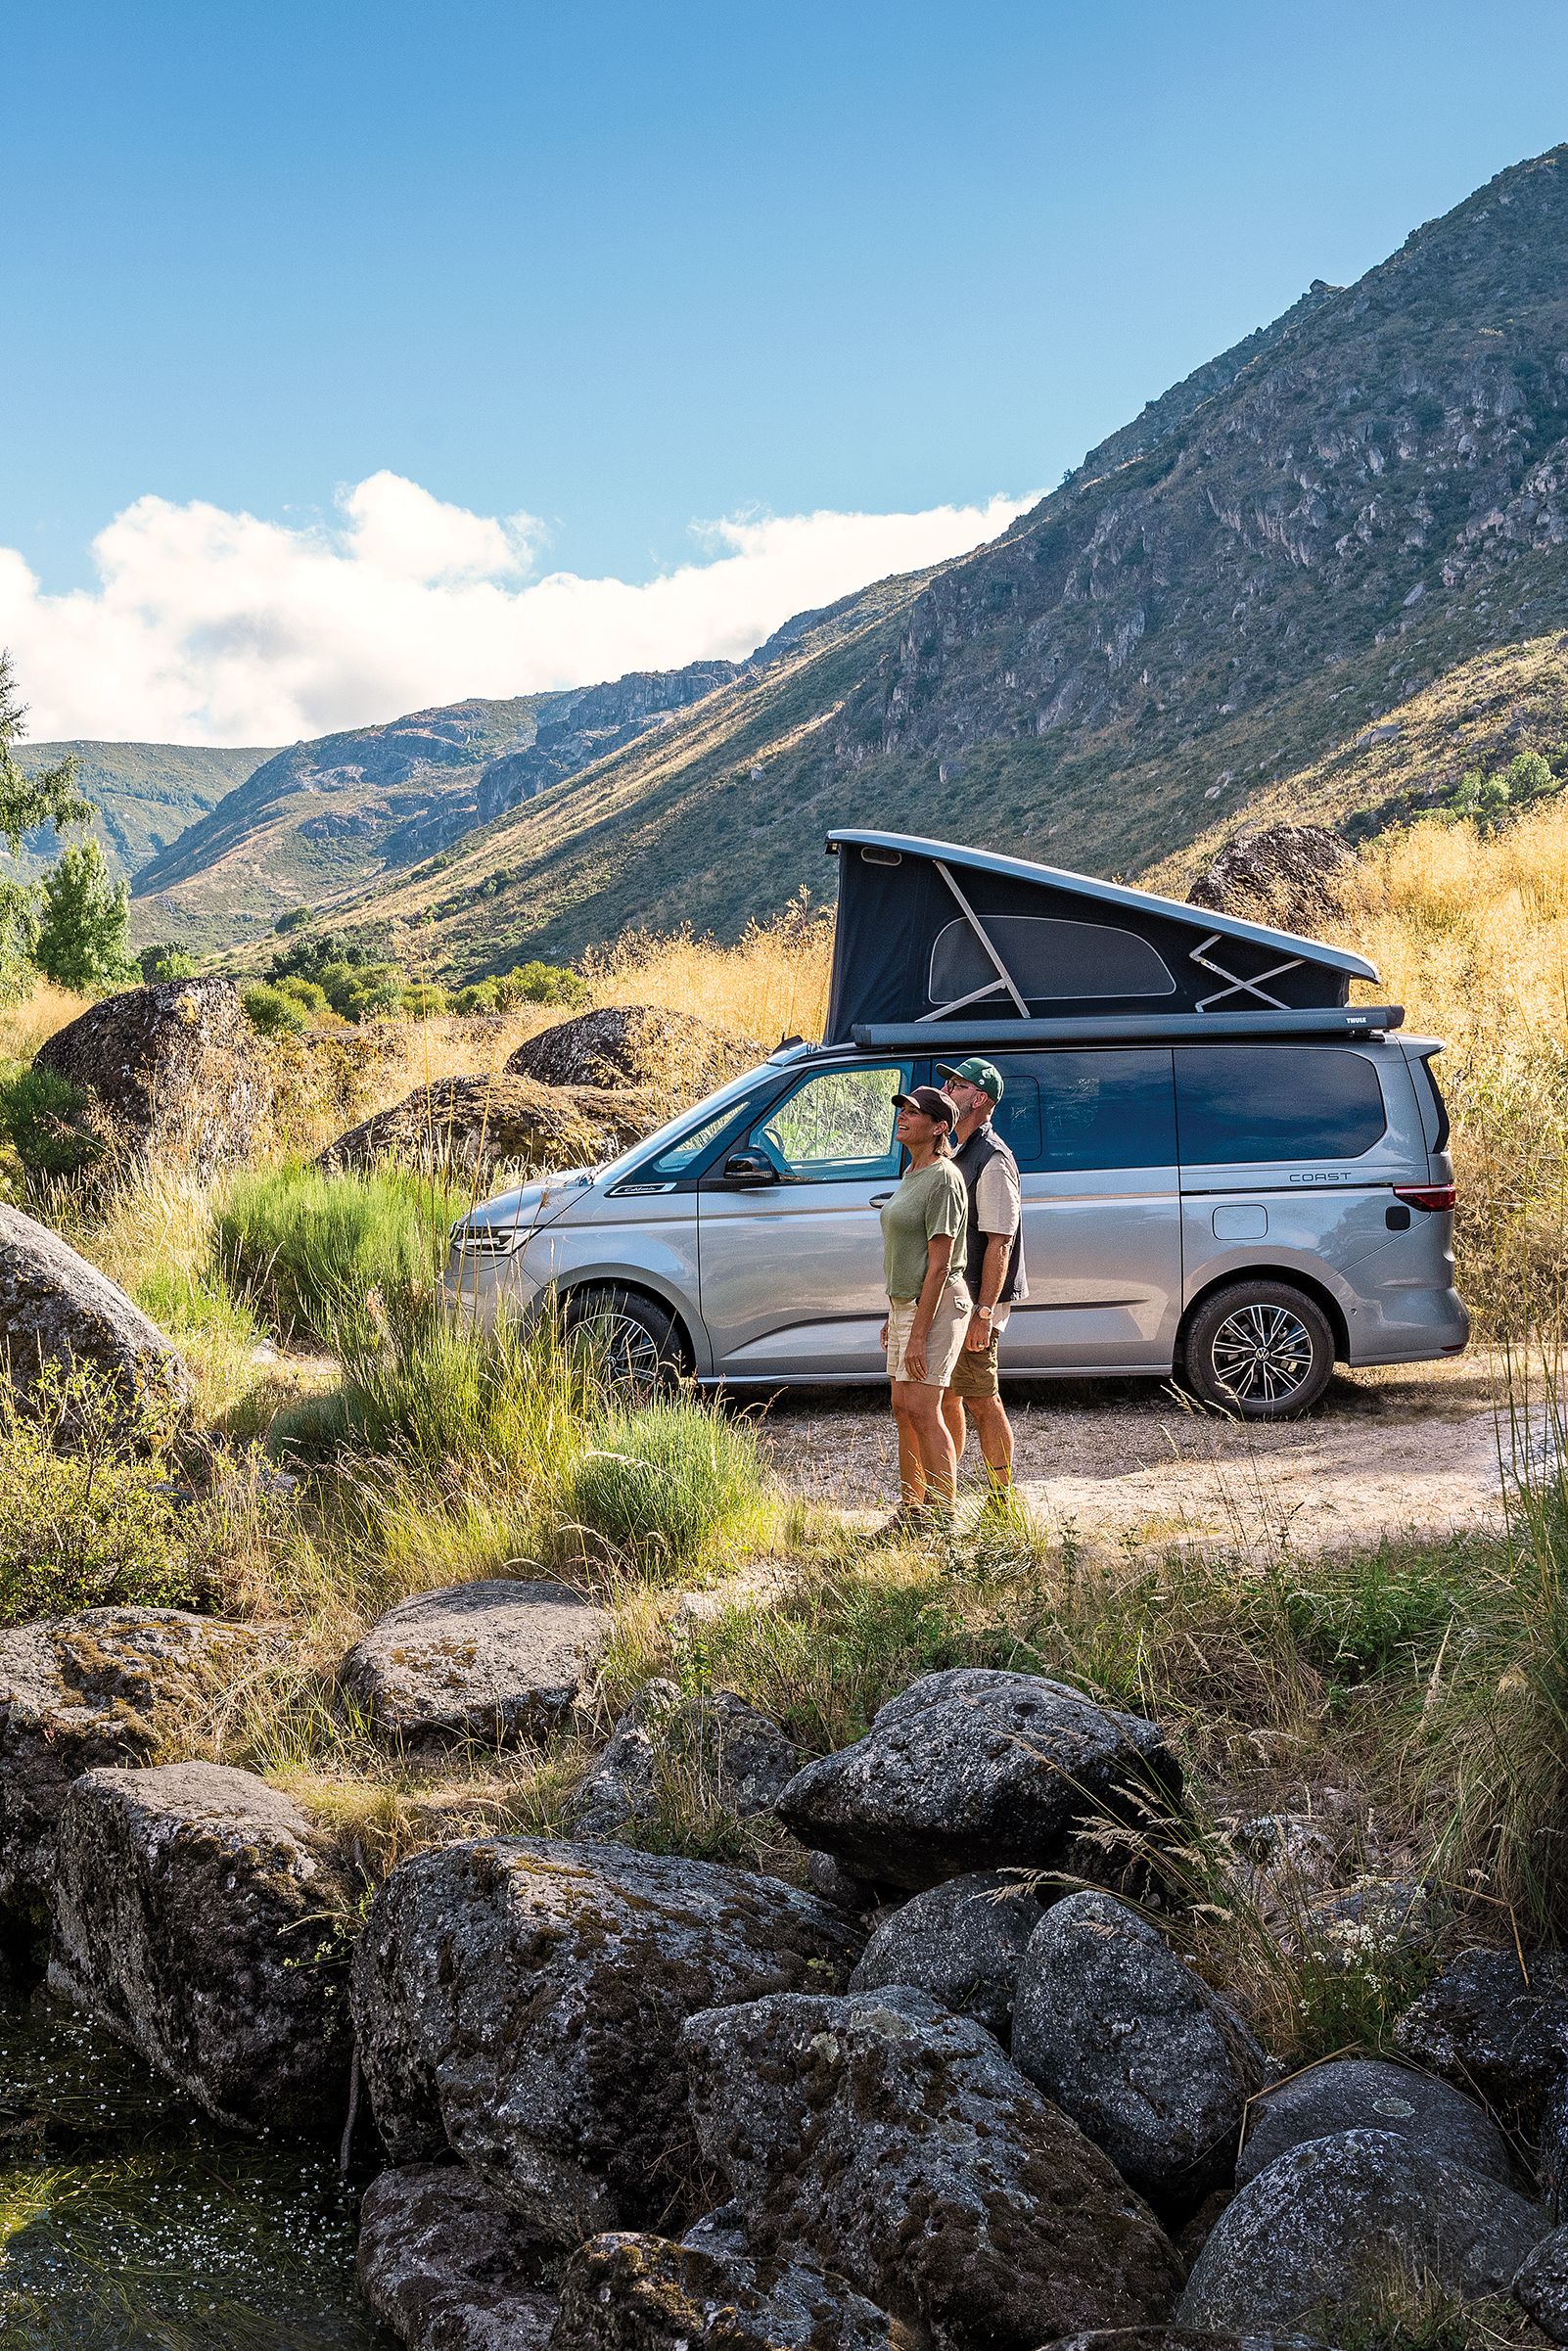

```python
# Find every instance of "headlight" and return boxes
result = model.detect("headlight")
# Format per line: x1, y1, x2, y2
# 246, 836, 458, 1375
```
448, 1218, 522, 1259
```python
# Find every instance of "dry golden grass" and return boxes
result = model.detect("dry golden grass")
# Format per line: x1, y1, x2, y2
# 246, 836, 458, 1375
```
0, 979, 92, 1065
583, 892, 834, 1047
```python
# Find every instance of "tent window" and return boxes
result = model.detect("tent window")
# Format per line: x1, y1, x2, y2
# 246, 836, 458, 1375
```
928, 915, 1176, 1007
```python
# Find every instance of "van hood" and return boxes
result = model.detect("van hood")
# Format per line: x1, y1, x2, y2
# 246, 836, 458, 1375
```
462, 1168, 599, 1239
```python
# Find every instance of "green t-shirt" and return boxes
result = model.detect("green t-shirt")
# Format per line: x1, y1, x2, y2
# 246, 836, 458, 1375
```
880, 1158, 968, 1302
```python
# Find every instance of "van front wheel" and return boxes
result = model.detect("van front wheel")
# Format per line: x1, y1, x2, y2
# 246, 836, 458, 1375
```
562, 1284, 684, 1397
1179, 1280, 1336, 1419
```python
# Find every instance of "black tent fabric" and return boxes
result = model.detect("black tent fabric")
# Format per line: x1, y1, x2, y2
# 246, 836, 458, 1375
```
822, 831, 1378, 1045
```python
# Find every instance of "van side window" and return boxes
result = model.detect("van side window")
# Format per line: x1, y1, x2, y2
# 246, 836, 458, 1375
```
747, 1063, 912, 1180
1176, 1045, 1388, 1164
989, 1050, 1176, 1172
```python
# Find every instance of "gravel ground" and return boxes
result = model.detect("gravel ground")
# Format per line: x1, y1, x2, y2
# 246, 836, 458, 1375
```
755, 1356, 1529, 1557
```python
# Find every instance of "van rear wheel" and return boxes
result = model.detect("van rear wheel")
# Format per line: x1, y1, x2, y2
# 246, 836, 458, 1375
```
1179, 1280, 1336, 1419
562, 1284, 684, 1397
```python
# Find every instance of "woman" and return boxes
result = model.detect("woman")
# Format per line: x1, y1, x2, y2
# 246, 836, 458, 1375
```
878, 1083, 971, 1527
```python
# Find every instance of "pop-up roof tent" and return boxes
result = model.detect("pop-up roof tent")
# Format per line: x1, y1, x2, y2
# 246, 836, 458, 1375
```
822, 829, 1393, 1048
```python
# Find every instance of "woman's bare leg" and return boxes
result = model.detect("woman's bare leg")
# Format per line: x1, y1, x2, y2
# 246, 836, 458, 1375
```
891, 1385, 928, 1504
903, 1382, 958, 1507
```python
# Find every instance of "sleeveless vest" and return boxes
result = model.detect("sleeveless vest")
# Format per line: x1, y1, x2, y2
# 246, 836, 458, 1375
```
952, 1124, 1022, 1306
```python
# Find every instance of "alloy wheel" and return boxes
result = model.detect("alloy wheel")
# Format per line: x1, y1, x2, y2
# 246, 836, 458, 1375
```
1209, 1302, 1315, 1405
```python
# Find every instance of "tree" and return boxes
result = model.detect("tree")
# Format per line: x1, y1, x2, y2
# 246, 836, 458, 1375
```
33, 842, 138, 993
0, 650, 94, 1000
138, 943, 196, 982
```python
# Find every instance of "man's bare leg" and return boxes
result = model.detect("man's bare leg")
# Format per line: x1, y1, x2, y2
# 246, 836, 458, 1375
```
966, 1395, 1015, 1490
942, 1389, 967, 1470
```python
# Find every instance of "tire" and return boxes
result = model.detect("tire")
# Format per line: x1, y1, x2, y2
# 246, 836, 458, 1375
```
562, 1284, 685, 1397
1178, 1279, 1337, 1420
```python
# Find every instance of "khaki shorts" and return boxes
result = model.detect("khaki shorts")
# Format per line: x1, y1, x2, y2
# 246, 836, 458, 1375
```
948, 1329, 1000, 1401
886, 1283, 971, 1386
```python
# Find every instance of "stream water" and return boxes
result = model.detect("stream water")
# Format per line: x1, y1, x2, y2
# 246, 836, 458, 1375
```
0, 1983, 382, 2349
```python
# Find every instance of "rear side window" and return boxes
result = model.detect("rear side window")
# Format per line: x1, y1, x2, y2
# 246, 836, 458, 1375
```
1409, 1054, 1451, 1153
1176, 1046, 1388, 1164
990, 1050, 1176, 1173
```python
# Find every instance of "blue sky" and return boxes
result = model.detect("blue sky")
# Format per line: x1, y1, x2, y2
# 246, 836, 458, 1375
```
3, 1, 1565, 741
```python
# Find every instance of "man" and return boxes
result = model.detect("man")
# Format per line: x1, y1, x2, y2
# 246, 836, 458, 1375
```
937, 1057, 1026, 1498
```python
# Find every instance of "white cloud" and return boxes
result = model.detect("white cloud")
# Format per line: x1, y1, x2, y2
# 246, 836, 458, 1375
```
0, 473, 1035, 746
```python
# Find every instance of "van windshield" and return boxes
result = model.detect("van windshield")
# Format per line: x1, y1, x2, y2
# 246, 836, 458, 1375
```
595, 1064, 773, 1185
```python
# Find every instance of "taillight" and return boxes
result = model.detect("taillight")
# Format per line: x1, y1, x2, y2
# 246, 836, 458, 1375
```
1394, 1183, 1456, 1213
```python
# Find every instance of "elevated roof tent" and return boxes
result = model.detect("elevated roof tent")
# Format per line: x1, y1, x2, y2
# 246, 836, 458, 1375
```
822, 829, 1392, 1049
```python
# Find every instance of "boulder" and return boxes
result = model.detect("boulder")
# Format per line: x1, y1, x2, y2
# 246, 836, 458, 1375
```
341, 1581, 608, 1747
552, 2230, 910, 2351
357, 2164, 561, 2351
0, 1608, 264, 1910
1236, 2055, 1517, 2190
682, 1984, 1181, 2351
774, 1669, 1179, 1894
315, 1073, 660, 1180
0, 1202, 191, 1438
48, 1760, 354, 2133
1394, 1946, 1568, 2126
1054, 2337, 1282, 2351
1185, 826, 1356, 932
1177, 2129, 1546, 2332
505, 1005, 760, 1098
847, 1868, 1042, 2044
569, 1682, 799, 1841
349, 1836, 860, 2242
1011, 1891, 1265, 2206
1296, 1878, 1438, 1969
35, 975, 270, 1177
1514, 2225, 1568, 2343
806, 1852, 876, 1912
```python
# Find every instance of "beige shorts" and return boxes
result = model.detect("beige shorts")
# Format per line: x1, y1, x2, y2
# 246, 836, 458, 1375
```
886, 1282, 972, 1386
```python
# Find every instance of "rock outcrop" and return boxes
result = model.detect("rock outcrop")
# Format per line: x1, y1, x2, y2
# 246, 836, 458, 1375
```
1178, 2128, 1545, 2332
553, 2228, 911, 2351
341, 1581, 608, 1748
847, 1869, 1042, 2045
505, 1006, 760, 1098
774, 1670, 1178, 1892
1011, 1892, 1266, 2206
315, 1073, 660, 1179
357, 2163, 561, 2351
35, 976, 270, 1177
48, 1761, 354, 2133
0, 1202, 191, 1437
350, 1836, 860, 2241
682, 1984, 1181, 2351
0, 1609, 263, 1909
1185, 824, 1357, 931
569, 1683, 799, 1843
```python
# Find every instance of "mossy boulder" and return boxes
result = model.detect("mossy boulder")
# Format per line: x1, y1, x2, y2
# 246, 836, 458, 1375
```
314, 1072, 660, 1180
341, 1579, 608, 1748
34, 975, 270, 1178
505, 1005, 760, 1097
553, 2226, 911, 2351
0, 1203, 191, 1440
357, 2163, 561, 2350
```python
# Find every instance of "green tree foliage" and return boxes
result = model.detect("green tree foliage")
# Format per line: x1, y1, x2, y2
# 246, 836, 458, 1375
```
0, 651, 95, 999
1449, 747, 1564, 829
32, 841, 138, 992
138, 943, 196, 982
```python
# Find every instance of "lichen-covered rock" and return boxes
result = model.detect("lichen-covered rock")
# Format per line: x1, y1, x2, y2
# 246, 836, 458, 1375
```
1178, 2129, 1546, 2332
848, 1869, 1041, 2044
350, 1836, 860, 2242
357, 2164, 561, 2351
770, 1664, 1175, 1899
0, 1202, 191, 1437
1236, 2055, 1517, 2190
48, 1761, 354, 2133
0, 1608, 264, 1909
35, 975, 270, 1178
569, 1682, 798, 1841
1394, 1947, 1568, 2127
682, 1984, 1181, 2351
1514, 2224, 1568, 2343
1185, 826, 1356, 932
341, 1581, 607, 1747
505, 1006, 760, 1098
551, 2230, 910, 2351
774, 1670, 1178, 1893
1011, 1891, 1266, 2205
1053, 2335, 1284, 2351
806, 1852, 876, 1912
315, 1074, 659, 1180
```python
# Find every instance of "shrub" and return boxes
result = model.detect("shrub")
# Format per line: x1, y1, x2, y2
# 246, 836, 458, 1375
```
33, 841, 139, 993
241, 983, 309, 1038
273, 906, 312, 935
137, 943, 196, 982
399, 982, 449, 1018
493, 960, 588, 1009
274, 975, 330, 1018
454, 979, 500, 1015
0, 1066, 103, 1178
566, 1399, 764, 1576
212, 1163, 464, 1351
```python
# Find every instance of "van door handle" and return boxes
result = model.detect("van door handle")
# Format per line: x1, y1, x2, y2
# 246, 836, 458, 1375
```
871, 1191, 896, 1206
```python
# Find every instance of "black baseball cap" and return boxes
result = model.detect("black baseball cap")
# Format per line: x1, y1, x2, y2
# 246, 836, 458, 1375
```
892, 1084, 958, 1127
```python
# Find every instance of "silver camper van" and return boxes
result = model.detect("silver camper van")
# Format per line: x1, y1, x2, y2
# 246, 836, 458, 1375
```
445, 832, 1466, 1419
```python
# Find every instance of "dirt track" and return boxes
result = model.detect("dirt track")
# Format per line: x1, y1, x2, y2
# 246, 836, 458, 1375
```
757, 1357, 1535, 1558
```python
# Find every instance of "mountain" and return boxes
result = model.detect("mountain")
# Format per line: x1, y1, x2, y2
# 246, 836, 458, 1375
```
15, 741, 274, 882
303, 142, 1568, 976
130, 663, 740, 946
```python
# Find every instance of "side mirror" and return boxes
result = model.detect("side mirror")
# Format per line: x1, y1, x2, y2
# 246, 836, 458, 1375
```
722, 1149, 779, 1187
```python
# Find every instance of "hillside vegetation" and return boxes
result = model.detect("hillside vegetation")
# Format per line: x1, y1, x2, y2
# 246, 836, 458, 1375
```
16, 740, 272, 881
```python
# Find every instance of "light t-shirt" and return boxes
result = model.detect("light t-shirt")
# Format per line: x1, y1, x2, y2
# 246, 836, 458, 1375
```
972, 1138, 1028, 1335
881, 1159, 968, 1302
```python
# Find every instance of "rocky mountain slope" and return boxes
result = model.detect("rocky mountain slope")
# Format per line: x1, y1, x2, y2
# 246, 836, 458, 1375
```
16, 740, 273, 882
130, 662, 740, 948
321, 142, 1568, 975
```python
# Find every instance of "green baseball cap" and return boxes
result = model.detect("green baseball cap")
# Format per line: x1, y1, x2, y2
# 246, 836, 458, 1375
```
937, 1056, 1004, 1102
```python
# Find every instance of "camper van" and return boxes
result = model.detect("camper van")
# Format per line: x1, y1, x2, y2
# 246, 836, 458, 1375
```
444, 830, 1466, 1420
